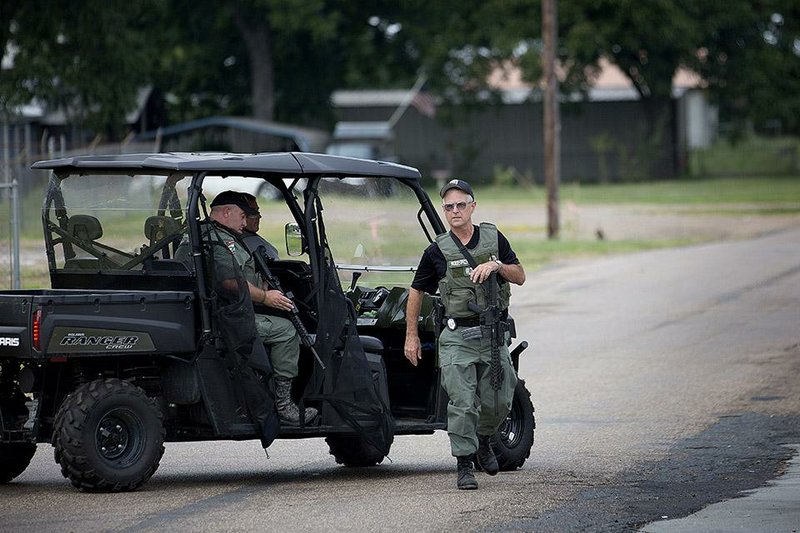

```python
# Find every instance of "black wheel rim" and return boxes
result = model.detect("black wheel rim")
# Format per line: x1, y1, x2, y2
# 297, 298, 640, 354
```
95, 408, 145, 466
497, 400, 524, 448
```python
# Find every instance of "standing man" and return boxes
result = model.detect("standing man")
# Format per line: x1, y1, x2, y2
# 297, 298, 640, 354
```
404, 179, 525, 490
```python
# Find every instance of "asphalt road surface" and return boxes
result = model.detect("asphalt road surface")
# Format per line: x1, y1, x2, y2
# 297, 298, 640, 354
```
2, 227, 799, 532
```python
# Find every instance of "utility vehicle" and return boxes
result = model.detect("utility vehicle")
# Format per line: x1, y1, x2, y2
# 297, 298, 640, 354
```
0, 152, 534, 492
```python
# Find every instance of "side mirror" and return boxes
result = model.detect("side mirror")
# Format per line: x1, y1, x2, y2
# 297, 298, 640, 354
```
285, 222, 305, 257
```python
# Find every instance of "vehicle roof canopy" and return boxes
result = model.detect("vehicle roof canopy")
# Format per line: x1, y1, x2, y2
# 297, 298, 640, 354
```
32, 152, 421, 180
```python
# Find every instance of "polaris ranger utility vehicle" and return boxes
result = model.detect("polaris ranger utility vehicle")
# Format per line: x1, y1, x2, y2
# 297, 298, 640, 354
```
0, 152, 534, 492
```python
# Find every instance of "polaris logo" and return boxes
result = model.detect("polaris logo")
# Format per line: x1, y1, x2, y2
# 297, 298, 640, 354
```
60, 333, 139, 350
0, 337, 20, 347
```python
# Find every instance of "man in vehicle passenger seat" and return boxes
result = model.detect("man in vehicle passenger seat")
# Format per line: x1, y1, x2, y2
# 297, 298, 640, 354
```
240, 193, 280, 261
235, 192, 317, 424
178, 190, 316, 425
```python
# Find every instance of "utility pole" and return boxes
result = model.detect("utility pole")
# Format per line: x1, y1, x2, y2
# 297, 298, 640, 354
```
542, 0, 560, 239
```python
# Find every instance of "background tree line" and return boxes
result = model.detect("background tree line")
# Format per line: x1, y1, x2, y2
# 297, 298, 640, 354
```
1, 0, 798, 141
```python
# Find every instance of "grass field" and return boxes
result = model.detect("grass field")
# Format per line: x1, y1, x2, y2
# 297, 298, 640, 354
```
443, 175, 800, 206
2, 175, 799, 289
689, 136, 800, 177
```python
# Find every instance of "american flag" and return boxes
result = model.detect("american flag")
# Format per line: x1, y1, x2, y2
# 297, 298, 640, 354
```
411, 91, 436, 118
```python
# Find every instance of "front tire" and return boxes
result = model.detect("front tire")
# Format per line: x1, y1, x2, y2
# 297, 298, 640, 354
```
492, 379, 535, 470
53, 378, 165, 492
326, 434, 386, 467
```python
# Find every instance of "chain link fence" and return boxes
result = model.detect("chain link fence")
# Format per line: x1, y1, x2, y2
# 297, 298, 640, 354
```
1, 120, 154, 289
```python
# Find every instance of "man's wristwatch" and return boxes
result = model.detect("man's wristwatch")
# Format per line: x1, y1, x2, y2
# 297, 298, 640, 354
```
494, 259, 503, 270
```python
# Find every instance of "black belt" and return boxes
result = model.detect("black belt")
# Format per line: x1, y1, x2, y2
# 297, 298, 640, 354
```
443, 311, 508, 329
444, 317, 481, 328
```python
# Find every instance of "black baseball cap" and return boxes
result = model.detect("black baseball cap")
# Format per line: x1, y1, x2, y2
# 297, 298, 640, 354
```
439, 179, 474, 198
210, 190, 258, 216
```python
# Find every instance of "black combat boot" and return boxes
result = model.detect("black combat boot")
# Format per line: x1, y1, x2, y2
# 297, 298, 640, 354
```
475, 434, 499, 476
275, 378, 318, 425
456, 456, 478, 490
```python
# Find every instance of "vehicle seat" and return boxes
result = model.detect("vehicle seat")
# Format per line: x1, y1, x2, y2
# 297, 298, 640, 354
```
144, 216, 182, 258
63, 215, 106, 269
63, 257, 104, 270
359, 335, 384, 353
68, 214, 103, 241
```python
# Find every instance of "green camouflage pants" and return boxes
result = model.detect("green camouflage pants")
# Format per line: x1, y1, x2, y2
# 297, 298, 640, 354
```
254, 314, 300, 379
438, 327, 517, 457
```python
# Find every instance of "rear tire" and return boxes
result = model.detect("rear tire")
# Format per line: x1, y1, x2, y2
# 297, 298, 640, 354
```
492, 379, 535, 471
0, 442, 37, 483
53, 378, 165, 492
0, 376, 37, 484
326, 434, 386, 467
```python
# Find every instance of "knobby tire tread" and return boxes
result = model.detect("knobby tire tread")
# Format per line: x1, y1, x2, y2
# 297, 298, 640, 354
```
52, 378, 165, 492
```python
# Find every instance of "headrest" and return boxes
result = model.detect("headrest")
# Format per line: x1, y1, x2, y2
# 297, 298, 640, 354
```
68, 215, 103, 241
144, 216, 181, 242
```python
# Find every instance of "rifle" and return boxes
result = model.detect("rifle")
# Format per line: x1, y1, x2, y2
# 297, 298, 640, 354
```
251, 244, 326, 371
444, 232, 506, 407
468, 272, 506, 415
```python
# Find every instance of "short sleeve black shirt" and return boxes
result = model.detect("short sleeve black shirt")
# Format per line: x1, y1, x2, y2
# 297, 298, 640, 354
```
411, 225, 519, 295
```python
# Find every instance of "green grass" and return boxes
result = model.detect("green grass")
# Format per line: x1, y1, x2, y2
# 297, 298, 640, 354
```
2, 175, 799, 289
689, 136, 800, 176
439, 175, 800, 206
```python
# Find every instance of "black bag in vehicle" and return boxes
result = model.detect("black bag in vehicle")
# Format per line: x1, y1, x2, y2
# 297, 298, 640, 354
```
312, 259, 394, 457
206, 226, 280, 448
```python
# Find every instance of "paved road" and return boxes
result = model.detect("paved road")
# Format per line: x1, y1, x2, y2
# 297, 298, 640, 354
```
2, 228, 799, 532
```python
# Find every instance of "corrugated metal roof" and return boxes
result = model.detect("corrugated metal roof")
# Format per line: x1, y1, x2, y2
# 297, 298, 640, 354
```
332, 85, 693, 107
135, 116, 330, 152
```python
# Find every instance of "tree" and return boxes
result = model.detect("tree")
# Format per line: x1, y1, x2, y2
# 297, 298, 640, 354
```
156, 0, 418, 127
377, 0, 540, 102
4, 1, 797, 142
690, 1, 800, 136
547, 1, 800, 137
0, 0, 164, 138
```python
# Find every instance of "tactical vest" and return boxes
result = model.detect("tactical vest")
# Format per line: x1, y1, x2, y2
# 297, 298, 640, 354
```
435, 222, 511, 318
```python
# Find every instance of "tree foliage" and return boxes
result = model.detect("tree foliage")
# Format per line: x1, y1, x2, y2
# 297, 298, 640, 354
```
554, 0, 800, 136
1, 0, 164, 137
2, 0, 799, 137
558, 0, 702, 101
690, 0, 800, 136
376, 0, 539, 100
155, 0, 418, 127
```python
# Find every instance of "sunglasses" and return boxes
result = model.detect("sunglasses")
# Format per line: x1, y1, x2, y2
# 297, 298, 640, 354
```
246, 213, 262, 220
442, 201, 472, 212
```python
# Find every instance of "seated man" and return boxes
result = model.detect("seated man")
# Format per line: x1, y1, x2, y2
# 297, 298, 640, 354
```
240, 192, 280, 260
178, 190, 317, 425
